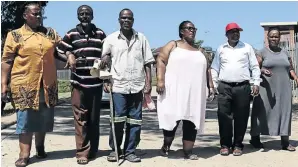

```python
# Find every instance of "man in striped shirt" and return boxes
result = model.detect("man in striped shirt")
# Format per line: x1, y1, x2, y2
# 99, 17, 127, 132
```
57, 5, 106, 165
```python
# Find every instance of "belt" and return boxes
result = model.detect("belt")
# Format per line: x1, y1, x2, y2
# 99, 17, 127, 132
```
220, 80, 249, 87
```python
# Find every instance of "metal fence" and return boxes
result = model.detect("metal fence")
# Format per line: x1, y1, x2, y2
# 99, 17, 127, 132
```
57, 64, 157, 81
57, 69, 71, 80
279, 33, 298, 97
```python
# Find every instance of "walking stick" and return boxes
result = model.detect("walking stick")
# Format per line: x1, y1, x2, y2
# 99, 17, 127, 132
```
108, 83, 120, 165
90, 59, 119, 164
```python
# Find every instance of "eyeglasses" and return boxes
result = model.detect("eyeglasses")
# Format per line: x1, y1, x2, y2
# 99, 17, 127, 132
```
183, 27, 197, 32
31, 12, 42, 17
120, 16, 133, 21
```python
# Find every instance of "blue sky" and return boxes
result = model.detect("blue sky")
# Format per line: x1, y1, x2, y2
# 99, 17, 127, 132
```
44, 1, 298, 50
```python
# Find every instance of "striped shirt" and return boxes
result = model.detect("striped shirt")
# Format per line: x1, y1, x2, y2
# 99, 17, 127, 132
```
57, 24, 106, 88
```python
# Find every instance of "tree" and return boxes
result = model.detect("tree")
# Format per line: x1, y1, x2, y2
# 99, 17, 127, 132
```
1, 1, 48, 54
194, 40, 204, 49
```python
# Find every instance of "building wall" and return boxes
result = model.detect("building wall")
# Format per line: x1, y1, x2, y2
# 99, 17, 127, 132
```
263, 25, 296, 48
56, 60, 66, 70
289, 26, 295, 49
263, 27, 269, 46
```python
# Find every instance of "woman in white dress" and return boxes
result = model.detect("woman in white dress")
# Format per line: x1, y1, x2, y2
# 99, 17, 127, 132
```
156, 21, 215, 160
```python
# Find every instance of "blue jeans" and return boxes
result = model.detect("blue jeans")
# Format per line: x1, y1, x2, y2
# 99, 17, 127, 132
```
109, 91, 143, 155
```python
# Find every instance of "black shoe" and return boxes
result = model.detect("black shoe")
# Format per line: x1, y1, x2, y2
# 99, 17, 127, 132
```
249, 139, 264, 148
125, 154, 141, 162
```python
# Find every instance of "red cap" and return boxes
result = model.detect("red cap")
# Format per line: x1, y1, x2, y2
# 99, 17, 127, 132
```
225, 22, 243, 32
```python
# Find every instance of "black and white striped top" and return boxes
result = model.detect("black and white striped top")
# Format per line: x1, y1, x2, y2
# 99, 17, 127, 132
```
57, 24, 106, 88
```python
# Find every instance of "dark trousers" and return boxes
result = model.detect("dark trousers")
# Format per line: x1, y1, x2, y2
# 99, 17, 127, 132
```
217, 81, 251, 149
163, 120, 197, 142
71, 86, 102, 158
1, 101, 6, 115
109, 91, 143, 155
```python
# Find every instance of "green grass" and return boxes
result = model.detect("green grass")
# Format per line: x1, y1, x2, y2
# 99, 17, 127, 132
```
58, 80, 71, 93
152, 76, 157, 86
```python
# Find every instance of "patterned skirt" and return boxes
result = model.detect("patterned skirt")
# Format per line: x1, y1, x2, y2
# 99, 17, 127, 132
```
16, 87, 54, 134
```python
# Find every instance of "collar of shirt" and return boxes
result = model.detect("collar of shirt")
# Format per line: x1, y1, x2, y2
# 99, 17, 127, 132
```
222, 41, 245, 49
76, 23, 97, 37
21, 24, 49, 41
117, 29, 139, 41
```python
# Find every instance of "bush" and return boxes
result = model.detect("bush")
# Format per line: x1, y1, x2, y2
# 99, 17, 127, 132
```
58, 80, 71, 93
58, 77, 157, 93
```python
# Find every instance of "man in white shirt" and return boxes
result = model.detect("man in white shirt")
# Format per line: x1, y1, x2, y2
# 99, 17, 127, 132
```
211, 23, 261, 156
101, 8, 155, 163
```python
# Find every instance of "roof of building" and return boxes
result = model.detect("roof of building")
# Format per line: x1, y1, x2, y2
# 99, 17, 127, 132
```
260, 22, 298, 27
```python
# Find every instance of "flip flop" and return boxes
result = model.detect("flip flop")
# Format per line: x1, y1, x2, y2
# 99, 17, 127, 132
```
233, 147, 243, 156
107, 151, 117, 162
184, 153, 199, 160
15, 157, 30, 167
160, 146, 170, 156
282, 144, 296, 152
77, 157, 88, 165
220, 147, 229, 156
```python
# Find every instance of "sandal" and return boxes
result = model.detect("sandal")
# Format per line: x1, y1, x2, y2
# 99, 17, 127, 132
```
124, 154, 141, 162
233, 147, 243, 156
77, 157, 88, 165
107, 151, 118, 162
183, 149, 198, 160
219, 147, 229, 156
15, 157, 30, 167
282, 144, 296, 152
184, 153, 198, 160
160, 146, 170, 156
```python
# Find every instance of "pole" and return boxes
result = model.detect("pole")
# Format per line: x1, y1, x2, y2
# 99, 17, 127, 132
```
109, 83, 119, 165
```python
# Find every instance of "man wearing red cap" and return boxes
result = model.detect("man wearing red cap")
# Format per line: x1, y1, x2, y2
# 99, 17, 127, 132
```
211, 23, 261, 156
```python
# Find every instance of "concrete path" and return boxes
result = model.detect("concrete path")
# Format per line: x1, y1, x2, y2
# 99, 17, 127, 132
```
1, 89, 298, 167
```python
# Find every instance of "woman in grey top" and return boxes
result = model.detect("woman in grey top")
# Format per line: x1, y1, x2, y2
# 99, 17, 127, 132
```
250, 27, 298, 151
